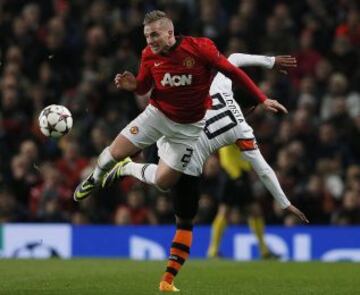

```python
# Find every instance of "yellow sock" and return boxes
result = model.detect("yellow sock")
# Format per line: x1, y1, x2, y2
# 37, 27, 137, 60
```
207, 214, 227, 258
248, 217, 269, 257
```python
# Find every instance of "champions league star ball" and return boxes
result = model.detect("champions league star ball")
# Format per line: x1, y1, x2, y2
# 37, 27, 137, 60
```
38, 104, 73, 138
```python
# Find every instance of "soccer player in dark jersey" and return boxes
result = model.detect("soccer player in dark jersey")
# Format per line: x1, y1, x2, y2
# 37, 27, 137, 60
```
74, 10, 287, 292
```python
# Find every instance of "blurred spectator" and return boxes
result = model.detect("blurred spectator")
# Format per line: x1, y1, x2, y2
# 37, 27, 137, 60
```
19, 139, 39, 163
332, 190, 360, 225
345, 165, 360, 193
335, 7, 360, 47
260, 13, 296, 54
314, 58, 333, 97
314, 121, 350, 170
9, 153, 39, 206
56, 138, 89, 189
152, 194, 175, 224
292, 30, 322, 87
292, 108, 317, 146
295, 174, 331, 224
192, 0, 226, 43
327, 36, 358, 80
321, 72, 360, 120
347, 115, 360, 163
114, 187, 156, 225
297, 76, 318, 112
195, 193, 217, 224
0, 189, 27, 222
29, 162, 72, 221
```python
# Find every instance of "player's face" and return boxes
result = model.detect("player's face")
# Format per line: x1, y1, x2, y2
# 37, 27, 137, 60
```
144, 20, 172, 54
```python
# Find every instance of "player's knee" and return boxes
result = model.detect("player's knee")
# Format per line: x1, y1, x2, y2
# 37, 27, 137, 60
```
154, 165, 182, 190
109, 144, 126, 161
109, 135, 139, 160
154, 178, 174, 191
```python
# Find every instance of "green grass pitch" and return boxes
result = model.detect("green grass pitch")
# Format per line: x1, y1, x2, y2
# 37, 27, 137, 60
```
0, 259, 359, 295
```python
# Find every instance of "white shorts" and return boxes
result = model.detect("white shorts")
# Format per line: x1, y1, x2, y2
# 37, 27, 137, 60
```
184, 119, 256, 176
121, 104, 205, 175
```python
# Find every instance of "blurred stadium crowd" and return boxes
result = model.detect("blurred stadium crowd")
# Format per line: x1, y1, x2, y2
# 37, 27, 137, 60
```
0, 0, 360, 225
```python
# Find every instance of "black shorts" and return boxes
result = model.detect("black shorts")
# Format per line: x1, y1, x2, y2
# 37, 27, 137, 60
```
221, 172, 254, 208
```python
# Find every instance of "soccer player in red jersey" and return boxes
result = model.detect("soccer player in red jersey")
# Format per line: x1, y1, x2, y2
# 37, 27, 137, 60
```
73, 10, 287, 292
74, 9, 285, 203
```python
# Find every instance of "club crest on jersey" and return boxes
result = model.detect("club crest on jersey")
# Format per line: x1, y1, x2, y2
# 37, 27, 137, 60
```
161, 73, 192, 87
183, 56, 195, 68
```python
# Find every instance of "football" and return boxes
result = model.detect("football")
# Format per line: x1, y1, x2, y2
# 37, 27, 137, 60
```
38, 104, 73, 138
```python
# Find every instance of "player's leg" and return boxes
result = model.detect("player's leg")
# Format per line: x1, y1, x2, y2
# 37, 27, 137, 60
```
207, 203, 229, 258
73, 134, 140, 201
106, 158, 181, 191
207, 162, 250, 258
104, 135, 199, 191
247, 202, 276, 259
160, 174, 200, 292
74, 106, 162, 201
103, 157, 158, 186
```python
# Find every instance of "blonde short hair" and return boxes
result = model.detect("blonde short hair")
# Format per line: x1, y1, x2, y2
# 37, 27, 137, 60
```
143, 10, 169, 25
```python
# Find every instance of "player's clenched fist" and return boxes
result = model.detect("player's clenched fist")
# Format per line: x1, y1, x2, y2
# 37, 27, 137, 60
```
114, 71, 137, 91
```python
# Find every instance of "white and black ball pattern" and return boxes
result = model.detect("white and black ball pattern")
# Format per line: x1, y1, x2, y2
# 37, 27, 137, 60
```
38, 104, 73, 138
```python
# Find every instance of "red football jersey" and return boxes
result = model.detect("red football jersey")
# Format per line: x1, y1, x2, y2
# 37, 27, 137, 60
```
136, 36, 266, 123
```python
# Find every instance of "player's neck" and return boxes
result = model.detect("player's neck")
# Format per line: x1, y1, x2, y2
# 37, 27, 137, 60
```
161, 37, 178, 55
168, 36, 176, 47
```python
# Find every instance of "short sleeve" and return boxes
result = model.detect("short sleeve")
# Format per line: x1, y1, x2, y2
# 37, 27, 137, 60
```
135, 50, 153, 95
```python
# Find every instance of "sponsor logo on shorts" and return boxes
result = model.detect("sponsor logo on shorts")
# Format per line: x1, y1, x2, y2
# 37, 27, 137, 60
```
130, 126, 139, 135
183, 57, 195, 68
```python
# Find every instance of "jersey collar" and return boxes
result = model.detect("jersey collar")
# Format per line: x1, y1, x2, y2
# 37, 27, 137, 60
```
160, 35, 183, 56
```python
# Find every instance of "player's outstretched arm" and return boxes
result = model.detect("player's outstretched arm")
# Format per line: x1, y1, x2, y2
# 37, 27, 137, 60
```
197, 38, 267, 103
218, 56, 289, 114
215, 54, 290, 115
285, 204, 310, 223
215, 54, 268, 102
228, 53, 275, 69
241, 149, 309, 223
228, 53, 297, 74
